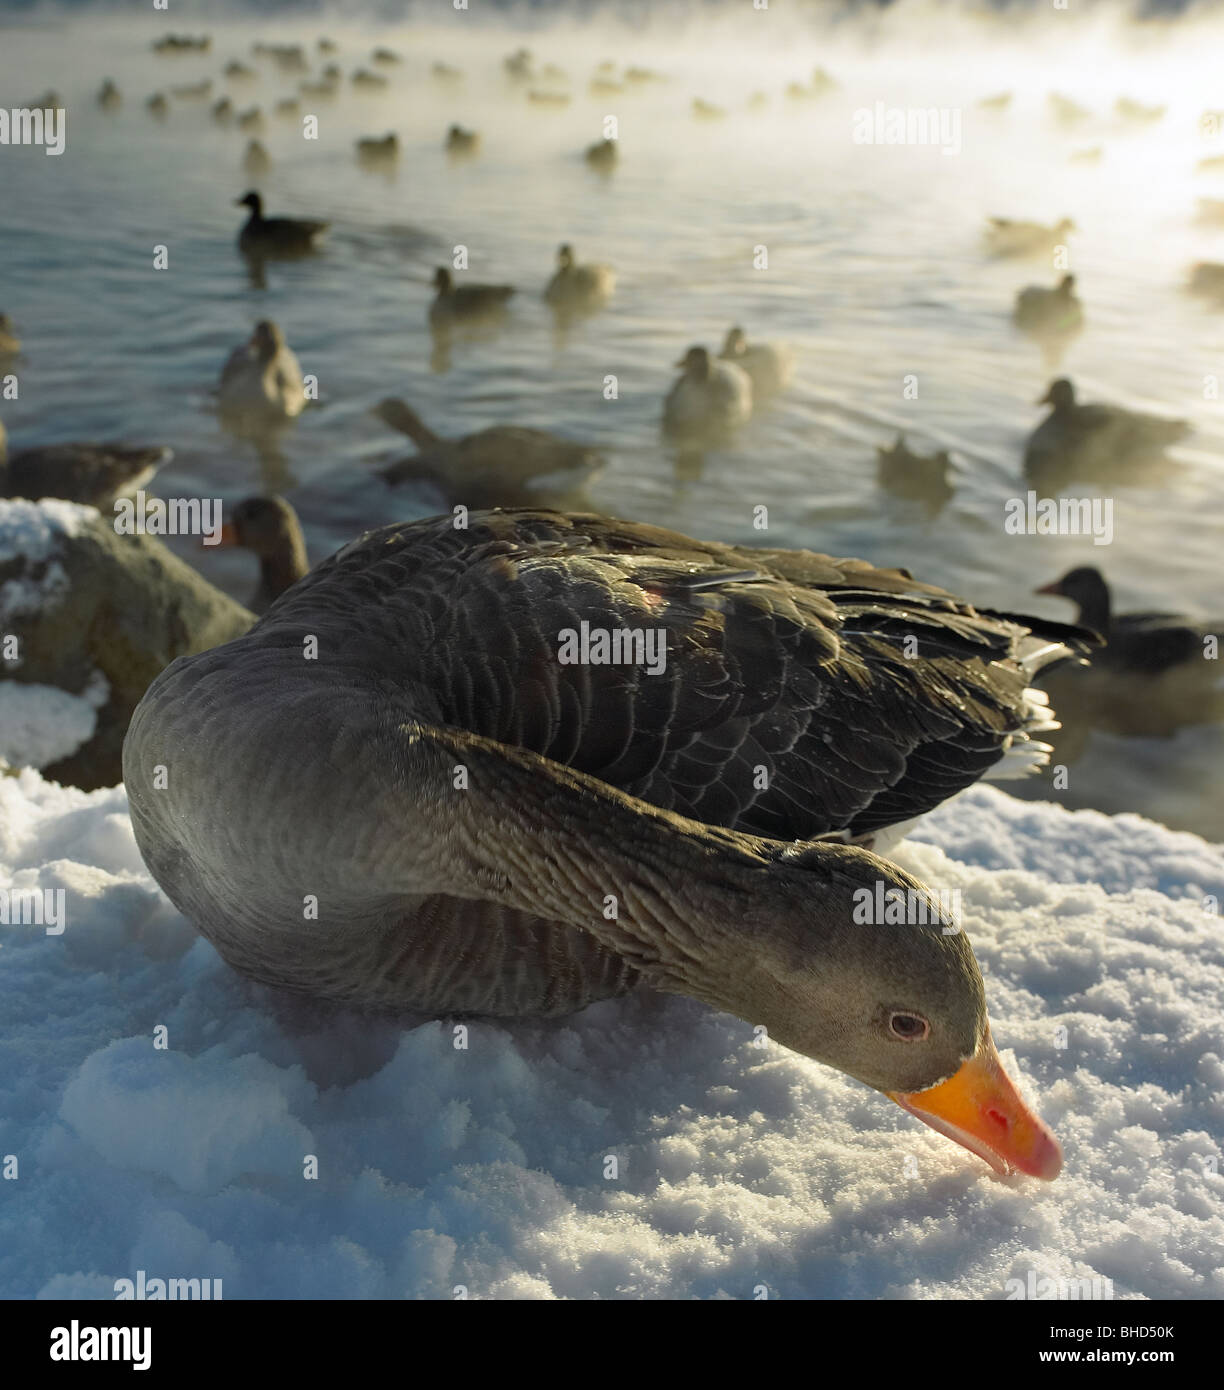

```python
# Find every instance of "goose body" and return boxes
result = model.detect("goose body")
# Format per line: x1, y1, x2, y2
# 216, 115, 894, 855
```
1013, 273, 1084, 339
374, 399, 603, 507
584, 137, 618, 171
544, 244, 616, 313
985, 216, 1075, 258
445, 124, 480, 155
357, 132, 399, 161
719, 327, 794, 396
664, 346, 753, 439
875, 434, 953, 506
218, 495, 309, 613
236, 191, 328, 256
124, 509, 1079, 1179
218, 320, 306, 426
0, 436, 169, 509
1025, 378, 1189, 486
429, 267, 515, 326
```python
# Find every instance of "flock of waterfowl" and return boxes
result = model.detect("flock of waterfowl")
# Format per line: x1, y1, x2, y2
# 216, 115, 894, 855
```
3, 27, 1222, 1181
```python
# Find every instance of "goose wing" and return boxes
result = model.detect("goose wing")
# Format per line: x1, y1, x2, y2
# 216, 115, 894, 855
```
264, 510, 1092, 842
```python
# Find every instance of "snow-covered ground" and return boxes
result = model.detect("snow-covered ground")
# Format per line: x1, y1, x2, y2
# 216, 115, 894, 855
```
0, 768, 1221, 1300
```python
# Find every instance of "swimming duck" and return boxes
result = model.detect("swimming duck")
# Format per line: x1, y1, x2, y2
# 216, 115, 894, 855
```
146, 92, 169, 119
429, 267, 515, 327
153, 34, 210, 54
235, 191, 328, 257
275, 97, 300, 118
372, 47, 402, 66
236, 107, 264, 133
0, 314, 20, 356
445, 124, 480, 155
664, 346, 753, 440
1048, 92, 1090, 125
0, 435, 170, 509
1188, 262, 1224, 300
1115, 96, 1165, 122
590, 77, 625, 97
351, 69, 388, 91
1036, 566, 1224, 734
504, 48, 534, 81
528, 90, 570, 107
357, 132, 399, 162
584, 137, 618, 171
172, 79, 213, 100
544, 244, 616, 313
1025, 378, 1189, 486
692, 98, 726, 120
718, 327, 794, 396
373, 399, 603, 508
875, 434, 954, 507
242, 140, 271, 175
124, 507, 1080, 1179
97, 79, 121, 110
211, 96, 234, 124
1013, 274, 1084, 339
985, 217, 1076, 258
225, 60, 257, 80
218, 320, 307, 426
318, 38, 338, 54
977, 91, 1012, 111
218, 495, 309, 613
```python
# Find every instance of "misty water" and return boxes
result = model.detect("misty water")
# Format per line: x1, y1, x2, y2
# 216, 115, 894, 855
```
1, 5, 1222, 835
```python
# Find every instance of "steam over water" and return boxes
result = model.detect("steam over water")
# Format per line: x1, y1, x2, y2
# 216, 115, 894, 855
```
1, 2, 1222, 834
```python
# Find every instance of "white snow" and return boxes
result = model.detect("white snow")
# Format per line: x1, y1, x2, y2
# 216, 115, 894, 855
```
0, 769, 1221, 1300
0, 498, 93, 623
0, 670, 108, 769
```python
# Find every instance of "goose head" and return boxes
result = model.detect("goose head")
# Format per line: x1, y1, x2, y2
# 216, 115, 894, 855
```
722, 326, 748, 358
1037, 378, 1076, 411
250, 320, 286, 357
1035, 564, 1109, 632
433, 266, 454, 293
236, 190, 264, 216
556, 243, 576, 269
1058, 273, 1076, 294
675, 345, 713, 381
219, 495, 300, 557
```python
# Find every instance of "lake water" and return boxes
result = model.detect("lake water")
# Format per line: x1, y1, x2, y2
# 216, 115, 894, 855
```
1, 4, 1222, 836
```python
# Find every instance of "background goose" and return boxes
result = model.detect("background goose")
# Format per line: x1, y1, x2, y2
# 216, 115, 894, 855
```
123, 509, 1085, 1179
146, 92, 168, 118
664, 346, 753, 440
1013, 273, 1084, 339
584, 137, 618, 171
876, 434, 954, 507
218, 495, 309, 613
1188, 261, 1224, 300
984, 215, 1075, 257
0, 430, 169, 509
356, 132, 399, 161
97, 78, 121, 110
235, 191, 328, 256
1025, 378, 1189, 486
718, 326, 794, 396
242, 140, 271, 175
1036, 566, 1224, 737
445, 124, 480, 155
218, 320, 307, 426
0, 313, 20, 356
544, 244, 615, 313
429, 267, 515, 326
373, 398, 604, 507
236, 107, 264, 133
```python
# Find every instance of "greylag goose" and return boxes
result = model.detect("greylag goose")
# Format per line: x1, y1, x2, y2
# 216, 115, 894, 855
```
123, 508, 1086, 1179
1188, 262, 1224, 300
584, 137, 618, 171
1013, 273, 1084, 339
664, 346, 753, 440
3, 497, 250, 790
1025, 378, 1189, 486
445, 124, 480, 155
242, 140, 271, 176
0, 314, 20, 356
373, 399, 603, 508
236, 191, 328, 256
0, 431, 169, 509
719, 327, 794, 396
98, 79, 121, 110
984, 216, 1075, 258
1036, 567, 1224, 735
218, 320, 306, 427
876, 434, 953, 507
218, 495, 309, 613
544, 244, 615, 313
429, 267, 515, 327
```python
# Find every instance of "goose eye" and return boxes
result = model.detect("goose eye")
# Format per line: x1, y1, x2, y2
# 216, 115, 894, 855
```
888, 1011, 930, 1042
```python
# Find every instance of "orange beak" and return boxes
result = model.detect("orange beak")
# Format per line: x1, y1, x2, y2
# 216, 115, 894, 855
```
215, 522, 240, 547
888, 1028, 1063, 1179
